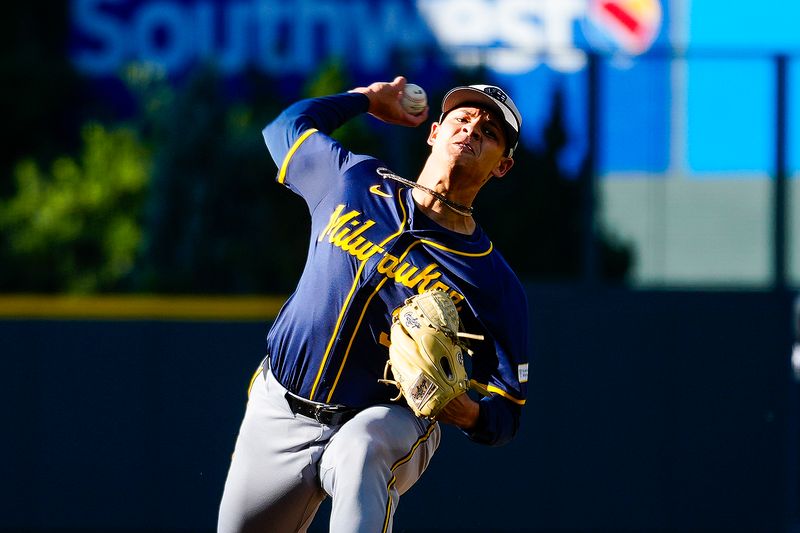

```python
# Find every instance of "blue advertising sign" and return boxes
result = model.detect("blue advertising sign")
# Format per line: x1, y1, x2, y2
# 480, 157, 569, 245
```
69, 0, 799, 176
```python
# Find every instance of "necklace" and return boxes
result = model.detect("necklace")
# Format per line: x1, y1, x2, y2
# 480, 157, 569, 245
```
376, 167, 474, 217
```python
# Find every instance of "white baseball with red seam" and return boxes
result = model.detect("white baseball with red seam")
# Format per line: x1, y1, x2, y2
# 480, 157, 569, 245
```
401, 83, 427, 115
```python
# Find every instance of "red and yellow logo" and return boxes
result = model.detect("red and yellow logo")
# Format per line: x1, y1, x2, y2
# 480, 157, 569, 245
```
584, 0, 663, 56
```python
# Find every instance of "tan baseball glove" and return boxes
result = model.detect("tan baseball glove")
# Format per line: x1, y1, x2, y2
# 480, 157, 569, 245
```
380, 289, 484, 419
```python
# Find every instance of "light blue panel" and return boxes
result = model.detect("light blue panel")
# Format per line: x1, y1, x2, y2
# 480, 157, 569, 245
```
689, 0, 800, 49
687, 58, 774, 173
791, 58, 800, 174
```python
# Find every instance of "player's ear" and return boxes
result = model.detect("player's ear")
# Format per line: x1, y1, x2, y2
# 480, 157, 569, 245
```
427, 122, 440, 147
491, 156, 514, 179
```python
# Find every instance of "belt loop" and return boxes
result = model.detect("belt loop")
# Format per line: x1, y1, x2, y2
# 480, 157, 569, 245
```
283, 391, 359, 426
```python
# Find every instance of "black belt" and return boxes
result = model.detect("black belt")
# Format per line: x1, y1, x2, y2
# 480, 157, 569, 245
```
284, 391, 359, 426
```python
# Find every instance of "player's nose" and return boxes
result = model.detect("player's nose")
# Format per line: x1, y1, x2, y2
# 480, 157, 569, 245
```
461, 121, 480, 140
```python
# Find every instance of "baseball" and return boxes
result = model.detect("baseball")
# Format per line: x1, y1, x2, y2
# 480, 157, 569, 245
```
401, 83, 427, 115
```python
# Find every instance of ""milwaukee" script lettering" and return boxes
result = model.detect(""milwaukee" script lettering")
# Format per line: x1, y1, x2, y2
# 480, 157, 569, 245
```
319, 204, 463, 303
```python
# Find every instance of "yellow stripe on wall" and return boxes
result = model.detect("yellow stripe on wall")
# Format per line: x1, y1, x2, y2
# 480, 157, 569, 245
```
0, 295, 287, 321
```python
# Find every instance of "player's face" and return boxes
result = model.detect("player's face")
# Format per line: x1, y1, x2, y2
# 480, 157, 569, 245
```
428, 106, 514, 181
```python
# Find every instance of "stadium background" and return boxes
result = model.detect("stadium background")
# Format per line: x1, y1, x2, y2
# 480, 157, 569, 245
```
1, 1, 798, 531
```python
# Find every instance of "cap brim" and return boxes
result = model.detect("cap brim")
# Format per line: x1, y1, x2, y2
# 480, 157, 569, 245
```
441, 87, 520, 151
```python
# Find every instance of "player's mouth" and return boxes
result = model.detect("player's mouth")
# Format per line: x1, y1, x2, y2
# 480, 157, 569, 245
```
454, 141, 475, 155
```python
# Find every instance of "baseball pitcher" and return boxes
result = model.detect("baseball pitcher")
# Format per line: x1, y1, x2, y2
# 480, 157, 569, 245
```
218, 76, 529, 533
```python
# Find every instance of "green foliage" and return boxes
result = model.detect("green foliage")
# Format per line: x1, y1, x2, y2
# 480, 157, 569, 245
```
129, 59, 430, 294
0, 124, 150, 292
303, 61, 384, 158
1, 6, 632, 293
129, 63, 309, 294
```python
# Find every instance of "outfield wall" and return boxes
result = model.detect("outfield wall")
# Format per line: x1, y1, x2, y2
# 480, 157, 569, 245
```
1, 287, 796, 532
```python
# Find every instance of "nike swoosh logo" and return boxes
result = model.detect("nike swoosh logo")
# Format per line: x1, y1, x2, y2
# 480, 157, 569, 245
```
369, 184, 392, 198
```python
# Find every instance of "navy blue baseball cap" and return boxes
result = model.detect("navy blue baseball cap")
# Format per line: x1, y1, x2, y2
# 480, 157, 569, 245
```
440, 84, 522, 157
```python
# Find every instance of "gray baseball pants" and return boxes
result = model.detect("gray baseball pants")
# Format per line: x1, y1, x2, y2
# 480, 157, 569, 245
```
217, 361, 441, 533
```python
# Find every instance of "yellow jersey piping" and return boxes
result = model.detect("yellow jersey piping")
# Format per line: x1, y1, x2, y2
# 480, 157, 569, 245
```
470, 379, 526, 405
310, 189, 408, 401
247, 366, 264, 397
381, 422, 438, 532
278, 128, 318, 184
326, 205, 496, 400
420, 238, 493, 257
325, 240, 421, 402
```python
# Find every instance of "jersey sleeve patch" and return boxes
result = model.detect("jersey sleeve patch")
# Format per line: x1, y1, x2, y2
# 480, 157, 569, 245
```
518, 363, 529, 383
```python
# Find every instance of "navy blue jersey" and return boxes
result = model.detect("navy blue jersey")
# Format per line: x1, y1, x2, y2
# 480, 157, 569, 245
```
262, 92, 529, 445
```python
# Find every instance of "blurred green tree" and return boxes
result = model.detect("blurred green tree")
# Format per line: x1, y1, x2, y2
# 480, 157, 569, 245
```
0, 0, 631, 294
304, 61, 384, 156
0, 123, 150, 292
0, 4, 93, 195
131, 59, 409, 294
131, 63, 292, 293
